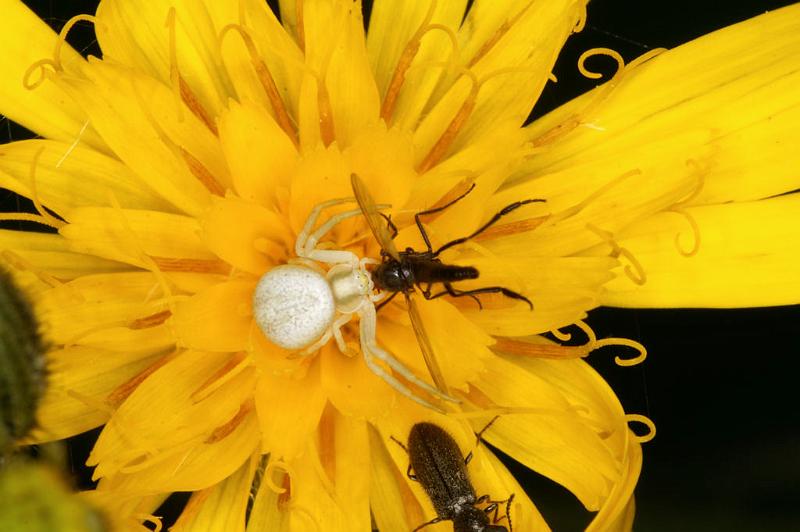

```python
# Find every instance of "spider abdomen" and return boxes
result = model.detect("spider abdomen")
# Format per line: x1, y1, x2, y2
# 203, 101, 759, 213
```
252, 265, 336, 350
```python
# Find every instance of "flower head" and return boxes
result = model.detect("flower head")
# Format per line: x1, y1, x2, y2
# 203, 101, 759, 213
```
1, 0, 798, 530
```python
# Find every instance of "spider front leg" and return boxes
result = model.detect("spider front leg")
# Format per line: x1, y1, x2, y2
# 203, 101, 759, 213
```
330, 312, 354, 355
293, 327, 334, 358
297, 200, 391, 262
356, 303, 458, 412
295, 197, 355, 257
302, 207, 365, 261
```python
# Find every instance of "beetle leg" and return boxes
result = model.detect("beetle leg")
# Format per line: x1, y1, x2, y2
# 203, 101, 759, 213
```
378, 212, 399, 239
374, 290, 399, 311
423, 282, 483, 308
388, 435, 408, 453
414, 183, 477, 252
504, 493, 515, 531
475, 415, 501, 446
412, 516, 446, 531
433, 197, 545, 257
479, 494, 515, 528
428, 284, 534, 310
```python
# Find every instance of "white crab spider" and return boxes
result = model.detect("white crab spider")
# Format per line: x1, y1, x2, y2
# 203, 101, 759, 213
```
252, 198, 457, 412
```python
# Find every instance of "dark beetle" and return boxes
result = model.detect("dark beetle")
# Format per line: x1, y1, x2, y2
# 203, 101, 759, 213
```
351, 173, 541, 397
404, 422, 514, 531
351, 173, 538, 311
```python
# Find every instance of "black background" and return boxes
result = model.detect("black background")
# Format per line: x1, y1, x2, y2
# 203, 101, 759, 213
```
7, 1, 800, 530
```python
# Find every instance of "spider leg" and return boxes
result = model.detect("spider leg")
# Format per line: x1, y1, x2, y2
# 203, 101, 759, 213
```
297, 200, 391, 260
330, 312, 354, 355
358, 304, 458, 410
294, 328, 333, 357
295, 197, 355, 256
303, 207, 363, 259
305, 247, 363, 267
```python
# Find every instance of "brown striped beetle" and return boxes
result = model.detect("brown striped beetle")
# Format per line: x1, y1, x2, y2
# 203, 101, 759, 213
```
392, 418, 514, 531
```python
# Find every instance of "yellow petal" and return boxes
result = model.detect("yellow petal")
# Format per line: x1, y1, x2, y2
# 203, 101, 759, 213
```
412, 297, 493, 391
35, 272, 171, 345
172, 455, 257, 532
216, 0, 304, 122
287, 144, 352, 233
303, 0, 380, 147
85, 57, 230, 186
376, 319, 439, 394
320, 343, 397, 421
53, 61, 216, 216
494, 151, 700, 258
0, 0, 104, 147
0, 139, 174, 217
522, 4, 800, 205
27, 342, 166, 443
346, 124, 416, 210
95, 0, 231, 118
266, 412, 370, 532
247, 322, 302, 375
277, 0, 300, 41
456, 254, 615, 335
454, 0, 585, 144
61, 206, 215, 268
244, 457, 289, 532
285, 437, 348, 532
586, 433, 641, 532
109, 410, 260, 494
83, 488, 165, 531
471, 443, 550, 531
253, 359, 327, 458
218, 100, 298, 205
171, 280, 255, 352
596, 194, 800, 308
297, 71, 324, 150
201, 195, 291, 276
0, 229, 131, 281
475, 355, 622, 511
89, 349, 256, 485
367, 424, 417, 532
367, 0, 467, 129
324, 410, 370, 530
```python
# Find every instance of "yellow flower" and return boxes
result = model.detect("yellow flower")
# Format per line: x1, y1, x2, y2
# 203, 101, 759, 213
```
0, 1, 797, 531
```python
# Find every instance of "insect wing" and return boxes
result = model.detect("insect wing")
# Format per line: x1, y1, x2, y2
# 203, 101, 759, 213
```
350, 173, 400, 260
406, 294, 450, 396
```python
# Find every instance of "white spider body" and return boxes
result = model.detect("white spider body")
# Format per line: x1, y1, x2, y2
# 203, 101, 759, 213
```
253, 265, 335, 350
252, 198, 456, 412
